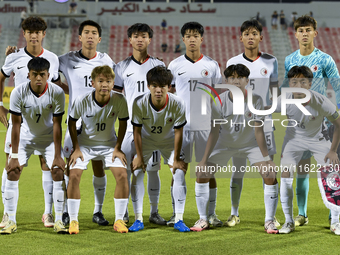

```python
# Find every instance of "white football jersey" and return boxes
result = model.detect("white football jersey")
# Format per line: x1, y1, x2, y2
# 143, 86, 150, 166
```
131, 92, 186, 144
227, 52, 278, 107
9, 81, 65, 138
1, 47, 59, 86
276, 90, 339, 139
211, 90, 264, 148
59, 50, 116, 114
168, 54, 222, 131
69, 90, 129, 147
114, 55, 165, 132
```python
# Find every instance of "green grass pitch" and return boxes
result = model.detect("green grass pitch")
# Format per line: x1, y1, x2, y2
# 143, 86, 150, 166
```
0, 103, 338, 254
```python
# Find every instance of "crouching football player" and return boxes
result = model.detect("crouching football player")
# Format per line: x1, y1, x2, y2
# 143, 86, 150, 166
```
130, 66, 190, 232
1, 57, 66, 234
278, 66, 340, 234
193, 64, 279, 233
67, 65, 129, 234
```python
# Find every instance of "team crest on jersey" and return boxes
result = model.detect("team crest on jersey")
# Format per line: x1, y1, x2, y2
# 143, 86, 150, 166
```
201, 69, 209, 77
65, 146, 69, 152
5, 142, 11, 150
260, 68, 268, 76
166, 118, 173, 124
47, 104, 53, 109
311, 65, 318, 72
326, 172, 340, 191
308, 115, 316, 121
245, 111, 253, 119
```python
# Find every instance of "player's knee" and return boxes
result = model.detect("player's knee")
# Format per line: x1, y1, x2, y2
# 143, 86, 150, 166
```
263, 177, 277, 185
115, 169, 128, 183
7, 168, 20, 181
51, 168, 64, 181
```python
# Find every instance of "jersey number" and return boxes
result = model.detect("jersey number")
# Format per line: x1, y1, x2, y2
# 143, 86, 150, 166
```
137, 81, 145, 92
151, 126, 162, 134
36, 113, 41, 123
266, 134, 271, 146
250, 79, 255, 90
96, 123, 106, 131
84, 76, 92, 87
189, 80, 197, 91
234, 124, 240, 132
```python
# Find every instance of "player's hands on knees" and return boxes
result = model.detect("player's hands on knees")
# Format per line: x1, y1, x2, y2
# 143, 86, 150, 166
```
132, 156, 146, 173
52, 156, 66, 172
6, 158, 20, 174
69, 149, 83, 167
324, 151, 340, 166
112, 148, 127, 167
172, 159, 187, 174
0, 106, 9, 128
5, 46, 17, 56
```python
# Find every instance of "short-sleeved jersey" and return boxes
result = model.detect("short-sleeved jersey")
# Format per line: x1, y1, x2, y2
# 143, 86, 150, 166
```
276, 90, 339, 139
212, 90, 264, 148
9, 81, 65, 138
114, 55, 165, 132
131, 92, 186, 145
168, 54, 222, 131
281, 48, 340, 106
227, 52, 278, 107
69, 90, 129, 147
1, 47, 59, 86
58, 50, 116, 114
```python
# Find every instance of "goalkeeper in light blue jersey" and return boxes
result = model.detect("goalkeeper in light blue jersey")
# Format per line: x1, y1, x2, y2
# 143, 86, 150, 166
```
281, 15, 340, 228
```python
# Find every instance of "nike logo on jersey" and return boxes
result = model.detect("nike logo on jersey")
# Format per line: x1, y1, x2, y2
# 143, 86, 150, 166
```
73, 66, 81, 69
127, 73, 134, 77
151, 163, 158, 167
86, 115, 94, 118
17, 66, 25, 69
178, 72, 186, 76
5, 197, 13, 200
142, 117, 151, 120
24, 106, 31, 108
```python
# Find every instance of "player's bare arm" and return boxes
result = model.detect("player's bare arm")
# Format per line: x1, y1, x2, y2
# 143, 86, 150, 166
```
172, 126, 186, 173
68, 117, 83, 167
324, 116, 340, 165
132, 125, 145, 172
199, 124, 220, 166
112, 119, 127, 166
54, 79, 69, 95
51, 115, 65, 171
6, 113, 22, 175
0, 72, 9, 127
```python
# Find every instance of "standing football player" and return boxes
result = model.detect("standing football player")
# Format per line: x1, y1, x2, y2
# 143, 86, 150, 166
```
168, 21, 223, 227
226, 19, 279, 228
0, 16, 60, 228
114, 23, 167, 229
58, 20, 115, 227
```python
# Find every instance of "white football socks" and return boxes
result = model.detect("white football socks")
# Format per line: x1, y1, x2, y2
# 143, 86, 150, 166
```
147, 171, 160, 215
131, 170, 145, 219
53, 181, 65, 222
195, 182, 209, 220
4, 180, 18, 223
42, 170, 53, 215
264, 183, 279, 222
208, 187, 217, 216
93, 175, 107, 214
1, 168, 7, 211
68, 198, 80, 222
172, 168, 186, 222
280, 178, 294, 223
115, 198, 128, 222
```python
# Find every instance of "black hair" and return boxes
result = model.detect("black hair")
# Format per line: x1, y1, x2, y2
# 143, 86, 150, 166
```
181, 22, 204, 37
27, 57, 50, 72
147, 66, 173, 86
224, 64, 250, 79
240, 19, 262, 35
127, 23, 153, 38
22, 16, 47, 32
79, 20, 102, 37
294, 15, 317, 31
287, 66, 313, 80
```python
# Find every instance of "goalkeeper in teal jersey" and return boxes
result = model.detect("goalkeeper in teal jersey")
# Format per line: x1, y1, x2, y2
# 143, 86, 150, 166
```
281, 15, 340, 227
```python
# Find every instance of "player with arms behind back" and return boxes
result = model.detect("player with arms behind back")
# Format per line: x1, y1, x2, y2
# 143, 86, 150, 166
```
0, 16, 60, 229
114, 23, 167, 229
67, 65, 129, 234
58, 20, 115, 227
168, 21, 223, 227
226, 19, 279, 228
1, 57, 66, 234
